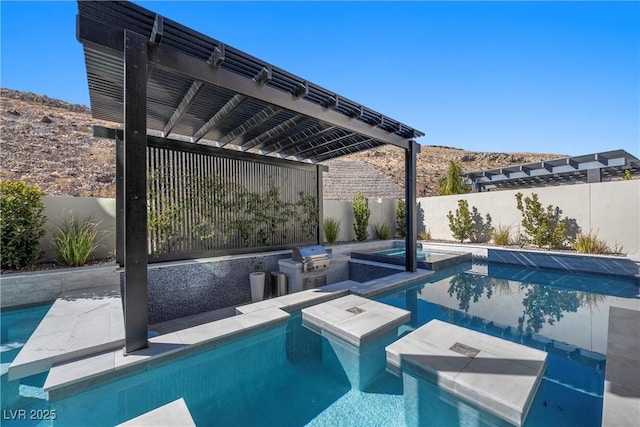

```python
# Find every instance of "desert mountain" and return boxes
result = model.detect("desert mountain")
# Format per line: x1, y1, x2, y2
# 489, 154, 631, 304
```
0, 88, 564, 198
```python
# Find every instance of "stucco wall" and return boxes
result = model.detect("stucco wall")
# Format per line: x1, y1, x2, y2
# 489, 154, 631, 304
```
322, 198, 398, 242
31, 180, 640, 259
40, 196, 116, 261
418, 180, 640, 255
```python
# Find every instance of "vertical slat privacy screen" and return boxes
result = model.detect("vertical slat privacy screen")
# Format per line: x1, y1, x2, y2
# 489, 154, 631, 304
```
146, 139, 318, 262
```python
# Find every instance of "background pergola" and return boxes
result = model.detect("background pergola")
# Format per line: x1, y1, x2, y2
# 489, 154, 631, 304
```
464, 150, 639, 192
77, 1, 424, 353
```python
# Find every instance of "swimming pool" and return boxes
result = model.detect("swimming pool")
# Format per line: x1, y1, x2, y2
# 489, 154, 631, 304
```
2, 262, 637, 426
1, 305, 51, 416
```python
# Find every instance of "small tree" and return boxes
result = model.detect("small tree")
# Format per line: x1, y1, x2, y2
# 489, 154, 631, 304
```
447, 199, 474, 242
396, 199, 406, 238
438, 160, 470, 195
352, 192, 370, 241
1, 181, 47, 269
515, 192, 567, 248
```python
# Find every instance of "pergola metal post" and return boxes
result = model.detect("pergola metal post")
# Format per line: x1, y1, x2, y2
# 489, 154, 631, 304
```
123, 30, 149, 354
316, 165, 328, 245
115, 135, 124, 266
405, 141, 419, 272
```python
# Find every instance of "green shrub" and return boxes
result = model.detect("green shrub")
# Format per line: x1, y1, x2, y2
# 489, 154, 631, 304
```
1, 181, 47, 269
51, 214, 105, 267
515, 192, 568, 248
352, 192, 370, 241
323, 217, 341, 244
418, 230, 432, 241
396, 199, 406, 238
491, 224, 512, 246
373, 223, 391, 240
573, 232, 609, 254
447, 200, 474, 242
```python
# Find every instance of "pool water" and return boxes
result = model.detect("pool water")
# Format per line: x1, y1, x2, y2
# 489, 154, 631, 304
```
2, 263, 638, 426
352, 246, 471, 271
375, 248, 447, 261
1, 305, 51, 416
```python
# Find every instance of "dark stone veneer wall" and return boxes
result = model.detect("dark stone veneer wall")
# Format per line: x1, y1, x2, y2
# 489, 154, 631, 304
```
120, 253, 289, 324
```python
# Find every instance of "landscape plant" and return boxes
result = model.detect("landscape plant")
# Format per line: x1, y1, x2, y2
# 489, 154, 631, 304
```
373, 223, 391, 240
0, 181, 47, 269
323, 217, 341, 244
51, 214, 105, 267
447, 200, 474, 243
573, 231, 609, 254
437, 160, 470, 195
418, 230, 432, 241
352, 192, 370, 241
395, 199, 406, 237
515, 192, 568, 248
491, 224, 512, 246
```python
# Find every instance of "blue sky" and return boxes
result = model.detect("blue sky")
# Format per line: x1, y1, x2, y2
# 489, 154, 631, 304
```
1, 1, 638, 156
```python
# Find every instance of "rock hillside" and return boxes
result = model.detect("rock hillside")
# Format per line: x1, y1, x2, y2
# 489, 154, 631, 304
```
0, 88, 565, 198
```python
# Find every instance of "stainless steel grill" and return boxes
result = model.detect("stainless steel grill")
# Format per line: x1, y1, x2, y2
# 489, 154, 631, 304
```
292, 245, 329, 272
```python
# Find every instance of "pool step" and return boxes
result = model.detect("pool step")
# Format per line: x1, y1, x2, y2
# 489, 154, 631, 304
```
116, 398, 195, 427
386, 319, 548, 427
19, 384, 48, 400
8, 285, 124, 381
301, 295, 410, 390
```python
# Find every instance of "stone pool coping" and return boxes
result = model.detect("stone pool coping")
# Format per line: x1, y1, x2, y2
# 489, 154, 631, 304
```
301, 294, 411, 347
8, 285, 124, 381
116, 398, 195, 427
386, 319, 548, 427
43, 306, 290, 399
41, 268, 433, 400
419, 242, 640, 279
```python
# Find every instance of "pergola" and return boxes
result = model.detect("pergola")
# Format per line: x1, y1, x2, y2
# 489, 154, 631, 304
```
76, 1, 424, 353
464, 150, 640, 192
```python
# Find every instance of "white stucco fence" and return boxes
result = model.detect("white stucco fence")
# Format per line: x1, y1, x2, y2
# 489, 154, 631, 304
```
39, 196, 117, 261
26, 180, 640, 260
418, 180, 640, 255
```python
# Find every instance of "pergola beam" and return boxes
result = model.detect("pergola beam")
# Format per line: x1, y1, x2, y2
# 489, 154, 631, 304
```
163, 48, 225, 138
218, 105, 282, 147
76, 15, 413, 150
150, 15, 163, 44
191, 67, 272, 143
310, 138, 377, 163
241, 114, 309, 151
262, 124, 336, 155
282, 131, 356, 158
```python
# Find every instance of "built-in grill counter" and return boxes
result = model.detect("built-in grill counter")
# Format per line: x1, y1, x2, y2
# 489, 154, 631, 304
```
279, 245, 349, 293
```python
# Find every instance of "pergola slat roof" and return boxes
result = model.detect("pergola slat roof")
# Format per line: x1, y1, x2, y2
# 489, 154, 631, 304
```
464, 149, 640, 191
77, 0, 423, 353
77, 1, 423, 163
